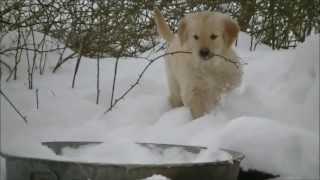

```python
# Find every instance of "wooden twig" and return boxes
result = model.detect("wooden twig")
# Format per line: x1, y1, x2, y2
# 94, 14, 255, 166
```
105, 51, 245, 113
0, 60, 12, 73
108, 57, 120, 111
105, 51, 191, 113
6, 47, 23, 81
52, 52, 77, 73
40, 52, 47, 74
208, 52, 247, 68
72, 55, 82, 88
96, 56, 100, 104
57, 46, 67, 65
22, 31, 33, 89
0, 90, 27, 124
50, 90, 56, 96
0, 46, 66, 55
0, 58, 2, 158
6, 29, 24, 81
14, 26, 22, 79
35, 88, 39, 110
39, 34, 47, 75
30, 26, 37, 89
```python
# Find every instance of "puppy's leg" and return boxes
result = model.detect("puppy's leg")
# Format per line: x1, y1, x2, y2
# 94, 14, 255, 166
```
168, 76, 183, 108
181, 81, 210, 119
190, 87, 210, 119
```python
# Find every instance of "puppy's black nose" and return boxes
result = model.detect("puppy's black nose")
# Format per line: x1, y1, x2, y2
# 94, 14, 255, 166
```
199, 48, 210, 58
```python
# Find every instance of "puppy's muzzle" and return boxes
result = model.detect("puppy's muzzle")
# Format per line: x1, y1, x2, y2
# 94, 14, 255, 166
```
199, 48, 211, 60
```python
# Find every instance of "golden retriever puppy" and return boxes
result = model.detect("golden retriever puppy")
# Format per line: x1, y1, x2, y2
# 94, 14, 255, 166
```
154, 9, 242, 119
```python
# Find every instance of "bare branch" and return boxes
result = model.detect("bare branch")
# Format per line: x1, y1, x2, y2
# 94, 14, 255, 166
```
108, 57, 120, 111
0, 89, 27, 124
105, 50, 245, 113
52, 52, 77, 73
0, 60, 12, 73
71, 55, 82, 88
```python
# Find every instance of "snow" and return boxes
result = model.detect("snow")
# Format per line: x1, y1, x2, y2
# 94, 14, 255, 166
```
219, 116, 318, 177
142, 174, 171, 180
0, 31, 319, 179
60, 141, 228, 164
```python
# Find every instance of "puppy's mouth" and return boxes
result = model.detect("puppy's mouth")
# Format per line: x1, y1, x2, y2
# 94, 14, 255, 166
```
198, 48, 214, 61
199, 53, 215, 61
200, 54, 214, 61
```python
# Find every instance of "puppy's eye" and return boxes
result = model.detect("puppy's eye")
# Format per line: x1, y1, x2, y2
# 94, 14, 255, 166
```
193, 35, 199, 40
210, 34, 217, 40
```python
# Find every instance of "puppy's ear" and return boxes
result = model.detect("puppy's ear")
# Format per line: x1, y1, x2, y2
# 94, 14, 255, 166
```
177, 17, 188, 45
223, 17, 240, 48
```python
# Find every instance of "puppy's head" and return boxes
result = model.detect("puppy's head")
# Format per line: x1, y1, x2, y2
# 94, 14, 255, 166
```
178, 12, 239, 62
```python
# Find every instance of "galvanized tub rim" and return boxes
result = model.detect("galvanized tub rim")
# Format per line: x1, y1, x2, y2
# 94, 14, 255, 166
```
0, 148, 244, 168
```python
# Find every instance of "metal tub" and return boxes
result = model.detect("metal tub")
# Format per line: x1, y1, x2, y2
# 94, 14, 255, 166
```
2, 142, 244, 180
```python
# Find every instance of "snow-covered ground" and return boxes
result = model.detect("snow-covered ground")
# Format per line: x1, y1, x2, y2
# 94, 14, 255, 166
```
0, 32, 319, 179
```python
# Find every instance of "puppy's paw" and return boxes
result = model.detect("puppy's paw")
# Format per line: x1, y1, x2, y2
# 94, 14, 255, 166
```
189, 90, 209, 119
169, 95, 183, 108
190, 105, 207, 119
